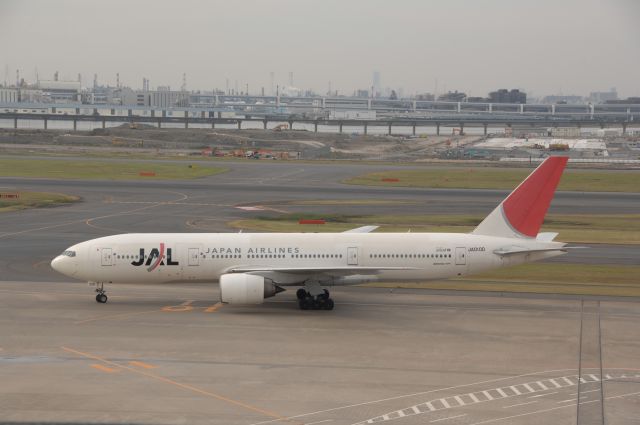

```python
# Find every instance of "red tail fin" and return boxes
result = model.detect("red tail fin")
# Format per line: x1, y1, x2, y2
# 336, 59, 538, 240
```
472, 157, 568, 238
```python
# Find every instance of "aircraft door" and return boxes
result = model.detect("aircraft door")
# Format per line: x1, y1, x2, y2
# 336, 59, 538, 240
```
455, 247, 466, 266
188, 248, 200, 266
347, 247, 358, 265
101, 248, 113, 266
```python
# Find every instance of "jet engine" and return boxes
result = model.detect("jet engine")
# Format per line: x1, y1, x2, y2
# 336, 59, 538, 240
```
219, 273, 284, 304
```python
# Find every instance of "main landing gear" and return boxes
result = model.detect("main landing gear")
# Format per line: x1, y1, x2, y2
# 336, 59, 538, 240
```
94, 283, 108, 304
296, 288, 334, 311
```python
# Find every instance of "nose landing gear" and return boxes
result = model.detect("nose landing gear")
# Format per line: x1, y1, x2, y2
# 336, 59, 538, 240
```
94, 283, 108, 304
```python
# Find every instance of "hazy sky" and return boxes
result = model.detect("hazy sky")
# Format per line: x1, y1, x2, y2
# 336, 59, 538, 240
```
1, 0, 639, 98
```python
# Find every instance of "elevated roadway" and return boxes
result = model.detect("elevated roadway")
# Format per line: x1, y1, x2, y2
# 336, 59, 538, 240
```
1, 112, 636, 135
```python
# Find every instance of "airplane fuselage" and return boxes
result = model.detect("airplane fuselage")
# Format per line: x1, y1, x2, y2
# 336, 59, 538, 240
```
57, 232, 564, 285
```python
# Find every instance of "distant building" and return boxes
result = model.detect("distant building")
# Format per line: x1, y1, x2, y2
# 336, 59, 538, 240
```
438, 91, 466, 102
605, 97, 640, 104
467, 96, 488, 103
589, 88, 617, 103
132, 89, 188, 107
189, 91, 216, 107
541, 95, 584, 104
19, 88, 45, 103
355, 89, 369, 98
372, 71, 381, 97
488, 89, 526, 104
88, 85, 122, 105
0, 87, 19, 103
37, 80, 81, 103
415, 93, 435, 101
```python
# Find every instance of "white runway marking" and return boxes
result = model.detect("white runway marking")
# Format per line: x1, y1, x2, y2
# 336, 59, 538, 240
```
528, 391, 558, 398
469, 388, 640, 425
569, 388, 600, 396
430, 414, 467, 423
534, 381, 548, 390
503, 400, 538, 409
352, 373, 615, 425
250, 369, 640, 425
495, 388, 508, 398
548, 379, 562, 388
561, 377, 574, 386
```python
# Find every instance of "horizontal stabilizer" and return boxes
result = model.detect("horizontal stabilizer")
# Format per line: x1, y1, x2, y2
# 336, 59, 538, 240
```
493, 246, 567, 256
343, 225, 379, 233
536, 232, 559, 242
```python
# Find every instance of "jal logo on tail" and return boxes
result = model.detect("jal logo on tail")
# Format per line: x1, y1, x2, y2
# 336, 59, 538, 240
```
131, 243, 179, 272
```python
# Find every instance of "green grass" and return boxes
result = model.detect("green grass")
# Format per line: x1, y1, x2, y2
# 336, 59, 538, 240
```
0, 158, 227, 180
228, 213, 640, 244
0, 191, 80, 212
364, 264, 640, 297
344, 168, 640, 192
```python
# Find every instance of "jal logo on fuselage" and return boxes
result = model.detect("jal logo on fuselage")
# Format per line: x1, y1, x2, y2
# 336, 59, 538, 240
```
131, 243, 179, 272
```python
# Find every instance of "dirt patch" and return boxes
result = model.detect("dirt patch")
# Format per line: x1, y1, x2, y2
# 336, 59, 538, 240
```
0, 126, 482, 161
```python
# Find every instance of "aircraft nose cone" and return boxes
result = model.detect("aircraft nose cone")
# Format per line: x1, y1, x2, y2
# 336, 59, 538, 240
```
51, 255, 64, 272
51, 255, 75, 276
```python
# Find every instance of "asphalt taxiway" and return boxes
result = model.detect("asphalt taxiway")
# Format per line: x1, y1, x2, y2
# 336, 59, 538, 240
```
0, 159, 639, 424
1, 282, 639, 425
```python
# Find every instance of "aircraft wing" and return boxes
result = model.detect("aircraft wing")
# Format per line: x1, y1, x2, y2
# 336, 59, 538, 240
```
228, 265, 416, 275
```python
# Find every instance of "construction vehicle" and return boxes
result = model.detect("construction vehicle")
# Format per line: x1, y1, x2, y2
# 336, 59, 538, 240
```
273, 124, 289, 131
549, 143, 570, 151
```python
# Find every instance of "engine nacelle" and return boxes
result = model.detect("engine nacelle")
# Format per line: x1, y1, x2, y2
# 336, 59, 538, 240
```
219, 273, 284, 304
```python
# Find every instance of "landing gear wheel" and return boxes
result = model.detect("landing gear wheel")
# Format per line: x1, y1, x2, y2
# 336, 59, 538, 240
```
299, 298, 311, 310
296, 288, 308, 300
96, 293, 108, 303
324, 298, 335, 310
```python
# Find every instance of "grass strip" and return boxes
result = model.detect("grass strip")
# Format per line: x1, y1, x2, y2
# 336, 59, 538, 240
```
0, 191, 80, 212
228, 213, 640, 245
364, 264, 640, 297
0, 158, 227, 180
344, 168, 640, 192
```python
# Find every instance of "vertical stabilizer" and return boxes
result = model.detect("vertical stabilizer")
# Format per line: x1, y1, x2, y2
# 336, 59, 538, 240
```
472, 157, 568, 238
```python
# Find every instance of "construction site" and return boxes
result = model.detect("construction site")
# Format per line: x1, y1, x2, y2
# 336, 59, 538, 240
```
0, 124, 638, 165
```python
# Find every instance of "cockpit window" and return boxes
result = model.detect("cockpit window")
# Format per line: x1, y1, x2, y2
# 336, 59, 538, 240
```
62, 250, 76, 257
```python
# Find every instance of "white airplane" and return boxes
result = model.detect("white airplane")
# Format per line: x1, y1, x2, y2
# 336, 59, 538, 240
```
52, 156, 570, 310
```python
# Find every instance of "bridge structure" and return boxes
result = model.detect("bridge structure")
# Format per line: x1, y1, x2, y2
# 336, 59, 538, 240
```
1, 99, 637, 135
1, 112, 636, 136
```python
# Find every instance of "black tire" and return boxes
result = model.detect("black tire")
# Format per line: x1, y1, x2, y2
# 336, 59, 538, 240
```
299, 299, 310, 310
98, 294, 108, 303
296, 288, 307, 300
324, 299, 334, 310
95, 294, 101, 303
